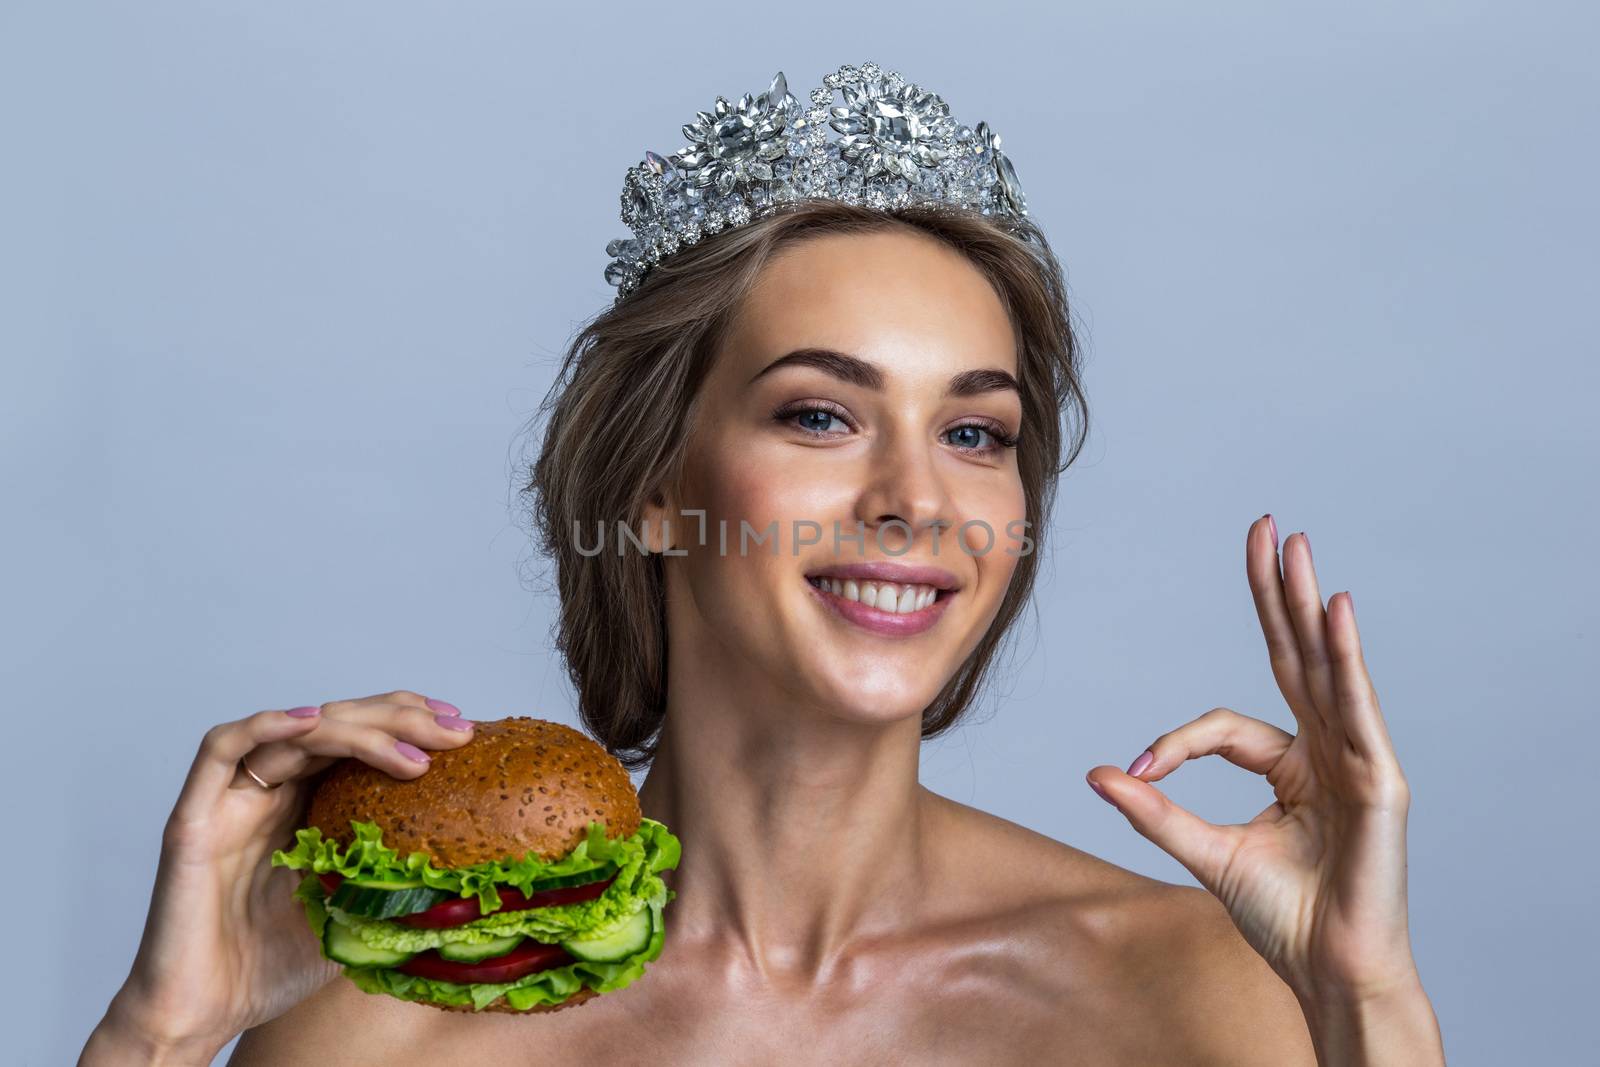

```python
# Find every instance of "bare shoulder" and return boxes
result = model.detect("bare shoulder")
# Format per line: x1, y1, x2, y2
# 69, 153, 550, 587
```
924, 790, 1315, 1065
229, 975, 443, 1066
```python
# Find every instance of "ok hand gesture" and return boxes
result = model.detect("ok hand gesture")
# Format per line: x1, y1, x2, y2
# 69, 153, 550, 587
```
1085, 515, 1444, 1061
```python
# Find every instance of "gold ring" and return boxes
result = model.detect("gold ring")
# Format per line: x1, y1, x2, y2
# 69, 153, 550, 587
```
239, 753, 281, 790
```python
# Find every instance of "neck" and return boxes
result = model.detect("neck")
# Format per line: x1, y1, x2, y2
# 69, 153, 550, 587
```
637, 689, 933, 986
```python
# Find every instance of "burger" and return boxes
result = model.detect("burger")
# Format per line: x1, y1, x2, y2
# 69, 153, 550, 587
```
270, 716, 681, 1014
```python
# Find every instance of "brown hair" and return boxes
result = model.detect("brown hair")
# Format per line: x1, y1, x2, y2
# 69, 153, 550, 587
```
515, 199, 1089, 769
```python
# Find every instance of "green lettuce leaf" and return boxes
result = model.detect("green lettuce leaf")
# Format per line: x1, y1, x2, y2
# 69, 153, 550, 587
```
291, 872, 332, 938
321, 823, 671, 949
272, 815, 678, 915
279, 815, 681, 1011
340, 896, 668, 1012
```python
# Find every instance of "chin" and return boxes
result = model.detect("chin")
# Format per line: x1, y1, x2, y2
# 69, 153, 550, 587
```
804, 668, 945, 729
830, 702, 927, 730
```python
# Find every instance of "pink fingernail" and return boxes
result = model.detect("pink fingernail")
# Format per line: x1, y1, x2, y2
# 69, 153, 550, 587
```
1087, 776, 1116, 806
395, 740, 431, 763
1302, 531, 1312, 562
435, 714, 473, 731
425, 698, 460, 716
1265, 513, 1278, 551
287, 705, 320, 718
1126, 750, 1154, 777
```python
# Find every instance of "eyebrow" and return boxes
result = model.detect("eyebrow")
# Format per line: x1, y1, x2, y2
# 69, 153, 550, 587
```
746, 347, 1020, 398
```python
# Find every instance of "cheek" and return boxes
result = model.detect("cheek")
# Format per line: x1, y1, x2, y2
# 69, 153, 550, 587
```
952, 474, 1027, 560
690, 432, 838, 536
675, 435, 818, 620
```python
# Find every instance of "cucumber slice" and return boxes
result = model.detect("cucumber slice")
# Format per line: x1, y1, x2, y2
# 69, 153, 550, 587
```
327, 882, 452, 919
436, 933, 527, 962
560, 906, 652, 963
525, 862, 619, 893
342, 875, 425, 889
324, 918, 415, 968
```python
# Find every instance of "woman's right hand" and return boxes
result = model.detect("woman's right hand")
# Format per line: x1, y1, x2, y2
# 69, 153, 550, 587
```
80, 690, 477, 1065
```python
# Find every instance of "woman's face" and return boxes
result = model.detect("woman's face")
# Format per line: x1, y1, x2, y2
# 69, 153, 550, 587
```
649, 227, 1028, 728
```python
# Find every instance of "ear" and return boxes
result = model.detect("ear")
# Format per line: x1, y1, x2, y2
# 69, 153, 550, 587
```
640, 487, 675, 554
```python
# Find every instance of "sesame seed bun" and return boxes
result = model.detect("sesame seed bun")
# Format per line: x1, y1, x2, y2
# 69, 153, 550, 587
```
306, 716, 641, 868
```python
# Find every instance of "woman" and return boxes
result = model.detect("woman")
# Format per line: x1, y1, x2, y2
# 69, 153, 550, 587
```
82, 65, 1444, 1065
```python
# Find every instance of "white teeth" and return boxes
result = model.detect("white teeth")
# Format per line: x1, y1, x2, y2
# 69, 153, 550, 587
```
810, 577, 941, 613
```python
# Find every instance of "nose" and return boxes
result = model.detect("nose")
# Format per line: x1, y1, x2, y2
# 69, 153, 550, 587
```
852, 426, 956, 551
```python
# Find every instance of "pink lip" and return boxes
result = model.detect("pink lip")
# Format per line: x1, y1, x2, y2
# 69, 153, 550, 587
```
805, 577, 955, 637
803, 561, 961, 591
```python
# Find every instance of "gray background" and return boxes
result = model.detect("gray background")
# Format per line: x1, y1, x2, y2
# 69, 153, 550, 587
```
3, 2, 1593, 1063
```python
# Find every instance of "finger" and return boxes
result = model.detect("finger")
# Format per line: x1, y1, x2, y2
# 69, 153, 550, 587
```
1086, 765, 1243, 894
1327, 591, 1399, 765
326, 700, 477, 749
332, 689, 444, 712
1126, 706, 1295, 783
230, 715, 452, 788
1246, 517, 1323, 735
239, 698, 473, 783
1284, 532, 1347, 737
174, 708, 325, 821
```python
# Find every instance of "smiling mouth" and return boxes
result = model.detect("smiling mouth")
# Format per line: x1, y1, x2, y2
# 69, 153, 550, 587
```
806, 576, 950, 615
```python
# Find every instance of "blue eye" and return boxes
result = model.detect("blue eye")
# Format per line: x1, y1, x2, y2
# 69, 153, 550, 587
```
797, 409, 842, 433
775, 403, 853, 437
774, 403, 1019, 456
945, 422, 1019, 455
946, 425, 992, 450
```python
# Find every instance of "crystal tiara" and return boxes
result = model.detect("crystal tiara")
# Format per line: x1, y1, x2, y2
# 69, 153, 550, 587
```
601, 59, 1031, 302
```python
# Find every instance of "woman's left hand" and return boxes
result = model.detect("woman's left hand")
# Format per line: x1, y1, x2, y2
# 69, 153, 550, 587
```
1085, 515, 1424, 1011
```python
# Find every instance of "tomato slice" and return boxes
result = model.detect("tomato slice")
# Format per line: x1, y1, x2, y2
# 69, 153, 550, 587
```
396, 939, 574, 984
395, 875, 616, 929
318, 872, 343, 895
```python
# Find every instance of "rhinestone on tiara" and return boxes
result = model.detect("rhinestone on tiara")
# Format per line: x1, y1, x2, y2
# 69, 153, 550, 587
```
602, 60, 1031, 301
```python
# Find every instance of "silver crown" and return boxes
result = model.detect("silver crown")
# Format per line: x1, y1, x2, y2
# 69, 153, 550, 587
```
602, 60, 1030, 301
